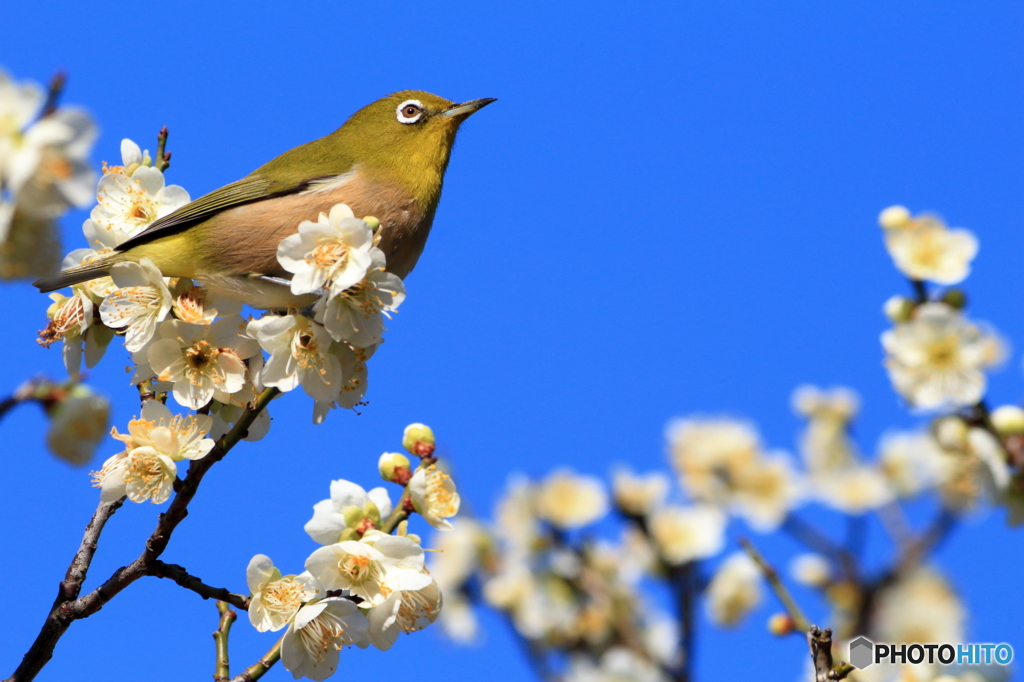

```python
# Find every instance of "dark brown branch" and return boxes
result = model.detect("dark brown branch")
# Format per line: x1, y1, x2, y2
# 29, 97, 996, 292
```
808, 626, 853, 682
148, 561, 249, 611
214, 601, 236, 682
6, 388, 279, 682
40, 72, 67, 119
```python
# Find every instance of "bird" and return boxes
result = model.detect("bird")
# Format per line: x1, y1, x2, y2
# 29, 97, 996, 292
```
34, 91, 496, 308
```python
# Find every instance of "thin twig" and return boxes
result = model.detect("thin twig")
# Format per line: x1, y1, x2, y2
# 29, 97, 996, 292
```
214, 601, 236, 682
740, 537, 810, 632
782, 514, 858, 581
6, 388, 279, 682
40, 72, 67, 119
155, 127, 171, 172
229, 636, 283, 682
148, 560, 249, 610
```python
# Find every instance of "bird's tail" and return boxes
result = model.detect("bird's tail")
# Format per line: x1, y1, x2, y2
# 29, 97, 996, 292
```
33, 254, 125, 293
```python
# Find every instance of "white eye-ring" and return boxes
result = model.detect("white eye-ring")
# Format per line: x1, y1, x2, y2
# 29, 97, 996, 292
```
396, 99, 424, 124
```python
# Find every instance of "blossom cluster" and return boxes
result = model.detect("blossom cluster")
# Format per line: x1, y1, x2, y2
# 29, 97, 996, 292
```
426, 206, 1021, 682
0, 67, 96, 280
244, 424, 457, 680
38, 131, 407, 488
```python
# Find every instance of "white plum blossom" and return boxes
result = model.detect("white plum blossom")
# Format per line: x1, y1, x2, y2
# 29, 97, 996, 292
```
313, 249, 406, 347
366, 573, 442, 651
247, 313, 343, 401
882, 303, 1004, 410
305, 533, 430, 606
304, 479, 393, 545
704, 553, 763, 627
879, 207, 978, 285
409, 464, 461, 531
246, 556, 322, 633
143, 316, 259, 409
666, 417, 763, 503
790, 553, 831, 588
90, 160, 189, 244
312, 342, 374, 423
878, 430, 952, 497
39, 286, 112, 379
91, 400, 215, 503
277, 203, 374, 296
535, 469, 608, 529
99, 259, 172, 352
280, 597, 369, 681
648, 505, 726, 565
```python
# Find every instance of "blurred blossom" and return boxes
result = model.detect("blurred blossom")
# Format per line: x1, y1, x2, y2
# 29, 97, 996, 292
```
705, 552, 763, 627
429, 518, 487, 591
937, 428, 1011, 511
590, 526, 657, 585
871, 567, 965, 647
882, 303, 1004, 411
991, 405, 1024, 435
793, 385, 861, 474
648, 505, 725, 565
564, 647, 670, 682
879, 207, 978, 285
813, 465, 894, 515
0, 205, 61, 280
611, 467, 670, 516
667, 417, 762, 503
494, 475, 541, 551
45, 383, 109, 465
878, 430, 952, 498
246, 556, 321, 633
790, 553, 831, 588
730, 454, 803, 531
535, 468, 608, 529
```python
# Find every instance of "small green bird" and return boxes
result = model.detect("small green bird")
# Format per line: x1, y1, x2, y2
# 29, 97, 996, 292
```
34, 91, 495, 308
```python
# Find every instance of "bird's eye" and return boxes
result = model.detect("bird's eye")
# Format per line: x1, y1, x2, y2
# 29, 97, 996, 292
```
396, 99, 424, 124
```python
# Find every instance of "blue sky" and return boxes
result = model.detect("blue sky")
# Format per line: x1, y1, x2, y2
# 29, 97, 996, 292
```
2, 2, 1022, 680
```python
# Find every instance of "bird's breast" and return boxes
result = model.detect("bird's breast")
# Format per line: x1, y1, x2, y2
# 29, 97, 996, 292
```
194, 170, 433, 280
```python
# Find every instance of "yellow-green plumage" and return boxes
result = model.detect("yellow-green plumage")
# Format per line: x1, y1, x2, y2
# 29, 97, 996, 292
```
34, 90, 495, 307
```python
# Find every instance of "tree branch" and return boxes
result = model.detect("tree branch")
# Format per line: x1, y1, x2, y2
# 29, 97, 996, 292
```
214, 601, 236, 682
6, 388, 279, 682
148, 560, 249, 610
808, 626, 853, 682
230, 637, 283, 682
740, 537, 811, 633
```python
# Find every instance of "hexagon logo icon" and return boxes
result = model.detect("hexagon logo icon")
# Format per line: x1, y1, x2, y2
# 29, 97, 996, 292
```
849, 636, 874, 669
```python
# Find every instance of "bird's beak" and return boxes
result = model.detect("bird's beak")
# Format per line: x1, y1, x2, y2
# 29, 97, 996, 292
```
442, 98, 497, 119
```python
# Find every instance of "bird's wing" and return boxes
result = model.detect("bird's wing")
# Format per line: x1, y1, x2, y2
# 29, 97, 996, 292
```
116, 173, 321, 251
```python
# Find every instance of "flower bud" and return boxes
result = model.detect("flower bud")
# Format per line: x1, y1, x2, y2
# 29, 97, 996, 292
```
940, 288, 967, 310
933, 416, 968, 451
379, 452, 412, 483
338, 528, 359, 542
878, 205, 912, 230
364, 499, 382, 526
883, 296, 915, 324
992, 405, 1024, 436
403, 423, 436, 457
342, 506, 366, 528
768, 613, 794, 636
363, 216, 381, 232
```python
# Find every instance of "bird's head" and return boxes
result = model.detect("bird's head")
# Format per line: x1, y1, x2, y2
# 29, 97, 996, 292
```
338, 91, 496, 202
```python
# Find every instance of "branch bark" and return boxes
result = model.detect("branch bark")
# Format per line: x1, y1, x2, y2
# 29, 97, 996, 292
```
214, 601, 237, 682
148, 560, 249, 611
5, 387, 278, 682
